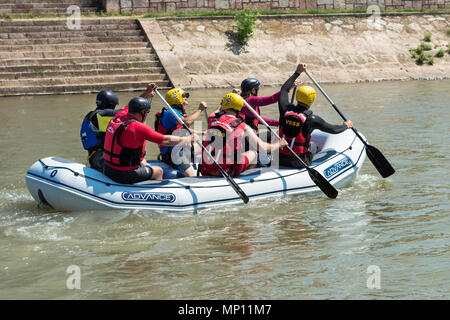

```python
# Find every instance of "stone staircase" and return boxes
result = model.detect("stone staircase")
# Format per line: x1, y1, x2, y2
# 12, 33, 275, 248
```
0, 18, 172, 96
0, 0, 98, 15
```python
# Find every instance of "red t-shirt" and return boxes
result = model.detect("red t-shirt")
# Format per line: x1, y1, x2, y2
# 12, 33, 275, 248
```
115, 105, 128, 117
104, 114, 165, 171
117, 114, 164, 149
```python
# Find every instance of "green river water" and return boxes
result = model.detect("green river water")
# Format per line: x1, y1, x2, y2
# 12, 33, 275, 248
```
0, 80, 448, 299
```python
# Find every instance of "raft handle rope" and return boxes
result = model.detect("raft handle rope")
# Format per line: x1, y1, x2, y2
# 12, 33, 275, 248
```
36, 139, 357, 190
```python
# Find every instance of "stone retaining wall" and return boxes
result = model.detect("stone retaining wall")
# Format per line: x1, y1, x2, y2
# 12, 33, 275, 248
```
143, 13, 450, 88
103, 0, 450, 13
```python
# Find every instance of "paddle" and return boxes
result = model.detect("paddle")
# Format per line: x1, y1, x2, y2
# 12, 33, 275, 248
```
203, 108, 209, 124
304, 70, 395, 178
242, 100, 338, 199
155, 89, 249, 204
291, 86, 297, 105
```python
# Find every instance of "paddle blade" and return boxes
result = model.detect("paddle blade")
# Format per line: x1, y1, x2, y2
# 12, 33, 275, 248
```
227, 176, 249, 204
307, 168, 338, 199
215, 163, 249, 204
366, 145, 395, 178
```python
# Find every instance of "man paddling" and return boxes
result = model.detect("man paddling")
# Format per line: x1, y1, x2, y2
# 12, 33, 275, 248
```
154, 88, 207, 177
80, 84, 156, 172
200, 93, 287, 177
103, 96, 199, 184
278, 64, 354, 168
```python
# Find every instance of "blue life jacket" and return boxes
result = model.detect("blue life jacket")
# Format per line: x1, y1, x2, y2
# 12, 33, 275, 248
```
80, 111, 101, 150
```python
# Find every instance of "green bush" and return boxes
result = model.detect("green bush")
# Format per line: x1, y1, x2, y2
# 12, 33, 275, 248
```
420, 42, 432, 51
435, 49, 445, 58
233, 9, 260, 46
415, 53, 433, 65
423, 32, 432, 42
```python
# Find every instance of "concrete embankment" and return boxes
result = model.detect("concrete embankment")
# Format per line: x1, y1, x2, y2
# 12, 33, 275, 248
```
148, 12, 450, 88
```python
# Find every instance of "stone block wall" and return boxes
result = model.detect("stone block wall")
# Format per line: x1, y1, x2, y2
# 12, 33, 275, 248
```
102, 0, 450, 13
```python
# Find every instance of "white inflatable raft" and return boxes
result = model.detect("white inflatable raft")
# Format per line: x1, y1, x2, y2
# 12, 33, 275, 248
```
26, 130, 367, 212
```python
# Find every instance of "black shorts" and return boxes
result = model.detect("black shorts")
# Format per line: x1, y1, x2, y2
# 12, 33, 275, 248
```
104, 164, 154, 184
88, 149, 104, 172
279, 152, 312, 168
160, 147, 192, 173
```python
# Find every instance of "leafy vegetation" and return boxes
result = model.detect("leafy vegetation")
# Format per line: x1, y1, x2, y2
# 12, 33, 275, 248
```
415, 52, 432, 65
232, 9, 260, 46
420, 42, 433, 51
435, 48, 445, 58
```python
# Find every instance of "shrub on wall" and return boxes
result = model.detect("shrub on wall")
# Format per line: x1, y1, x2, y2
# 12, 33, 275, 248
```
233, 9, 260, 46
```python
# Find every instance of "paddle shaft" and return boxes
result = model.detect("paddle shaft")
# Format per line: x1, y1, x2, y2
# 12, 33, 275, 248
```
291, 86, 297, 105
203, 108, 209, 124
155, 89, 249, 203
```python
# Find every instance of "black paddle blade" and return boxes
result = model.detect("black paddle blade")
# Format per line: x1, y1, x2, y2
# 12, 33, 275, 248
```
366, 145, 395, 178
227, 176, 249, 204
307, 168, 338, 199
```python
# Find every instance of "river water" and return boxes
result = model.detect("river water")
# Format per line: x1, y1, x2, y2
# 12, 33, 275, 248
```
0, 80, 448, 300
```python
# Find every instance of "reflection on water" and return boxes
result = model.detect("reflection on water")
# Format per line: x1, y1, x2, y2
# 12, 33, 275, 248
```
0, 80, 449, 299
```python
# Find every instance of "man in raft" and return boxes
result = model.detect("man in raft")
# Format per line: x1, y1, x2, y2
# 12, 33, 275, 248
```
80, 84, 156, 172
103, 96, 199, 184
278, 64, 354, 168
154, 88, 207, 177
199, 93, 287, 177
239, 78, 280, 133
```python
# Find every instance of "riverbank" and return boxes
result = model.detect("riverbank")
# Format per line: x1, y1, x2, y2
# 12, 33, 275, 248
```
0, 11, 448, 96
152, 12, 450, 88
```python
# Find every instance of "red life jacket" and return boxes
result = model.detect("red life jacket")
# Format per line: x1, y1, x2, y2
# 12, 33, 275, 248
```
154, 106, 186, 151
103, 115, 145, 171
278, 109, 312, 156
200, 112, 246, 176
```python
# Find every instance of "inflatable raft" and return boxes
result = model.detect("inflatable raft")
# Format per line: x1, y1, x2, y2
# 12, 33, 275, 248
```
26, 129, 367, 212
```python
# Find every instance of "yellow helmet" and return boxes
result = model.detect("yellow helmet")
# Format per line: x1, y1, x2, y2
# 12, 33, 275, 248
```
221, 93, 244, 112
165, 88, 189, 106
296, 86, 316, 107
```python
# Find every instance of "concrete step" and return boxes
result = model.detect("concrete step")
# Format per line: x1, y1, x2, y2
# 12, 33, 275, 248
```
0, 35, 147, 45
1, 0, 97, 4
0, 15, 171, 97
0, 7, 98, 14
0, 47, 155, 58
2, 0, 96, 3
0, 2, 97, 9
0, 60, 162, 73
0, 67, 166, 79
0, 54, 158, 67
0, 80, 172, 96
0, 41, 150, 52
0, 18, 137, 27
0, 73, 169, 86
0, 29, 143, 39
0, 24, 140, 33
